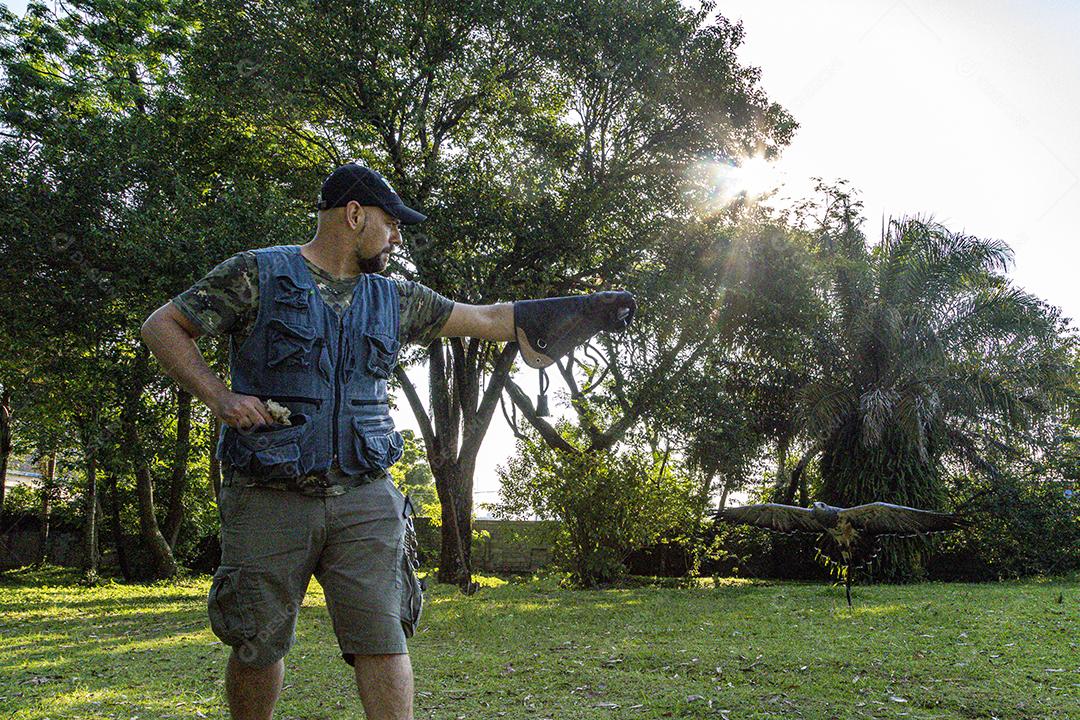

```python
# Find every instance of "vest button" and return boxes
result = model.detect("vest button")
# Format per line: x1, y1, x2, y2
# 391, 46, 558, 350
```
257, 437, 269, 449
285, 463, 296, 475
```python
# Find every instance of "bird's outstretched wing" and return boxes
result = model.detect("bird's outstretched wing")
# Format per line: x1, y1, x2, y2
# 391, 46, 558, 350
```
839, 503, 966, 537
718, 504, 821, 534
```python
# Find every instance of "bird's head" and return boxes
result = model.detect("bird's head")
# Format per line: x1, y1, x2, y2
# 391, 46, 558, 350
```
810, 502, 840, 527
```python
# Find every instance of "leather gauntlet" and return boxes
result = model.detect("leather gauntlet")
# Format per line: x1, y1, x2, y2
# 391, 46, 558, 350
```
513, 290, 636, 368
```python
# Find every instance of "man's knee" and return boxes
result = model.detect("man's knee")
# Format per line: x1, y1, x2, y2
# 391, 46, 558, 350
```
351, 652, 413, 685
352, 653, 413, 719
350, 652, 412, 670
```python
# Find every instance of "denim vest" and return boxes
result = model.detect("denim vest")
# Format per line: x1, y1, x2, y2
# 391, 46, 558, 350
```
216, 245, 404, 479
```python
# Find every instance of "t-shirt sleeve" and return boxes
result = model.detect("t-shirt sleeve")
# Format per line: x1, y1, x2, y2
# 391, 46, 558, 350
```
171, 252, 259, 337
396, 280, 455, 347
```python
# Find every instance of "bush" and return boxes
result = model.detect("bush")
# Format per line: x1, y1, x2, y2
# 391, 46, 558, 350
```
496, 425, 698, 587
930, 474, 1079, 580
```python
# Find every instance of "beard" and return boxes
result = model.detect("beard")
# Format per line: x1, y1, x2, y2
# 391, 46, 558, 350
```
355, 248, 388, 274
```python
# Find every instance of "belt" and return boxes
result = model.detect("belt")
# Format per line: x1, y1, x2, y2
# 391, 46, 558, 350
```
223, 467, 388, 491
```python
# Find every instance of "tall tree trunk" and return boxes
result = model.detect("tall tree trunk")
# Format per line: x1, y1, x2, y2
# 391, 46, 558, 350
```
691, 467, 717, 529
134, 459, 178, 579
773, 435, 790, 498
434, 461, 474, 585
83, 454, 99, 573
37, 453, 54, 565
106, 471, 132, 580
121, 350, 178, 579
395, 340, 516, 588
783, 443, 821, 505
718, 479, 731, 511
209, 416, 221, 503
0, 387, 11, 513
162, 390, 192, 548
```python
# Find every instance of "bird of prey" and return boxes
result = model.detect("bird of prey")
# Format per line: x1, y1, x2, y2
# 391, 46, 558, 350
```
717, 501, 967, 606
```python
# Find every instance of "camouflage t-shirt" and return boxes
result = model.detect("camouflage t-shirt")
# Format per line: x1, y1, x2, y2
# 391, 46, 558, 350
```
173, 249, 454, 496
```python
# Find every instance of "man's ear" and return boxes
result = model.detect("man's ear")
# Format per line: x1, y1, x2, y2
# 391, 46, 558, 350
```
346, 201, 368, 231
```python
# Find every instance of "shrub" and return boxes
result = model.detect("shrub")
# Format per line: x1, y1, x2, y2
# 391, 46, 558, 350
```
496, 425, 698, 587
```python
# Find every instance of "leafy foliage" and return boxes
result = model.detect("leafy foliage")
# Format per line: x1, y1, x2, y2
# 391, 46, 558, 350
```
496, 422, 697, 587
794, 184, 1075, 580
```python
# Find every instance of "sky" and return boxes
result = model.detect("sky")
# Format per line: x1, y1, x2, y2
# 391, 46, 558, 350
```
7, 0, 1078, 511
719, 0, 1080, 323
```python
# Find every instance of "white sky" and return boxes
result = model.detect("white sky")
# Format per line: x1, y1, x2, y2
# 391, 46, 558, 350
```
720, 0, 1079, 323
8, 0, 1077, 510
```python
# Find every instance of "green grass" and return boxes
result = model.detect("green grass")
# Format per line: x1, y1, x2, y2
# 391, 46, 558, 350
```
0, 567, 1076, 719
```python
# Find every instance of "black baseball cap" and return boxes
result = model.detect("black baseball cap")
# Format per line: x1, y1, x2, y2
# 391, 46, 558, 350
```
317, 163, 427, 225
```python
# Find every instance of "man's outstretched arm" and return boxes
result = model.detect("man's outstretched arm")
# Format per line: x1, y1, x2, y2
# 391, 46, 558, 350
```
437, 291, 636, 368
438, 302, 515, 341
140, 303, 274, 429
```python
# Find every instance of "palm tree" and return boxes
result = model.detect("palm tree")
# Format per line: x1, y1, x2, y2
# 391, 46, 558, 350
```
800, 214, 1071, 580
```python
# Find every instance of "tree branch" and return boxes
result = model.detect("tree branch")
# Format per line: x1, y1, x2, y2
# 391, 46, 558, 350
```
459, 343, 518, 466
394, 364, 436, 454
782, 442, 821, 505
505, 379, 581, 454
589, 334, 708, 452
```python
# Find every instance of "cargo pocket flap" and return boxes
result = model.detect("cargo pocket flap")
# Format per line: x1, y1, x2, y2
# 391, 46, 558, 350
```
273, 274, 314, 310
365, 333, 401, 379
361, 429, 404, 468
225, 418, 309, 479
208, 565, 255, 646
268, 318, 317, 368
253, 442, 300, 468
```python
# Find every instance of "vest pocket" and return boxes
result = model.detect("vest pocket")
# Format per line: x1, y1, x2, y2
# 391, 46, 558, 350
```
267, 318, 317, 368
351, 421, 405, 471
226, 415, 311, 479
364, 332, 401, 379
273, 274, 313, 311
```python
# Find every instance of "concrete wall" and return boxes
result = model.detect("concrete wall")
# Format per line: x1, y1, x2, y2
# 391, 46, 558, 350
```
0, 517, 89, 570
409, 517, 558, 574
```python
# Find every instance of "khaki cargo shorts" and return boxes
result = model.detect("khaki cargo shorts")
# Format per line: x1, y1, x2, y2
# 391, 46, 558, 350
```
207, 476, 424, 668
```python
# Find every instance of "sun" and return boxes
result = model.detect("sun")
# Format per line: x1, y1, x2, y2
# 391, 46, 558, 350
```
688, 154, 786, 214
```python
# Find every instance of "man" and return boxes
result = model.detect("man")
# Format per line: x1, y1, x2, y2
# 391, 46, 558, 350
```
141, 162, 634, 720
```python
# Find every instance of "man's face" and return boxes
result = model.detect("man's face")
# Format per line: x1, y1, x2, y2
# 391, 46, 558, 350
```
353, 204, 402, 274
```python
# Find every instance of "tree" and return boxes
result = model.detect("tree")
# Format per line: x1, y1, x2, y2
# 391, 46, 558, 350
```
0, 0, 305, 577
178, 0, 794, 587
658, 212, 829, 516
798, 196, 1074, 580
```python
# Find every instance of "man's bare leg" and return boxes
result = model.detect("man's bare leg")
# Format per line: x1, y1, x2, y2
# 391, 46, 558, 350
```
353, 653, 414, 720
226, 652, 284, 720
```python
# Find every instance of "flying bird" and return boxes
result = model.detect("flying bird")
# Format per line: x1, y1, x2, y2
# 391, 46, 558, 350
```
717, 501, 967, 606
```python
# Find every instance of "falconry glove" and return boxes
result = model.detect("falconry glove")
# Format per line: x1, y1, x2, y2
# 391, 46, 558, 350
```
513, 290, 637, 368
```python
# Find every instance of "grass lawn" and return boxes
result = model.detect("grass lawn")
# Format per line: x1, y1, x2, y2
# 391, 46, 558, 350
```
0, 567, 1076, 720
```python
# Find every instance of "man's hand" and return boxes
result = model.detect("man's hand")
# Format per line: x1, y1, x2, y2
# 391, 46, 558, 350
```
210, 391, 276, 431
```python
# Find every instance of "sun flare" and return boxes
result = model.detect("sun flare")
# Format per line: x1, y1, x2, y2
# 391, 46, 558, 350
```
689, 155, 786, 214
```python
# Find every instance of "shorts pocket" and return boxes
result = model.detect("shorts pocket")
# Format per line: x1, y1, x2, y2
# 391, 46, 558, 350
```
400, 495, 424, 638
364, 333, 401, 379
267, 318, 317, 368
208, 565, 255, 646
227, 415, 311, 479
217, 484, 253, 526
